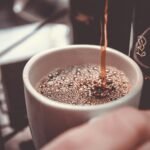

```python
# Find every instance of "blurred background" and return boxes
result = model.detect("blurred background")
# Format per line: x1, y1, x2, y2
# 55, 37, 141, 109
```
0, 0, 134, 149
0, 0, 71, 149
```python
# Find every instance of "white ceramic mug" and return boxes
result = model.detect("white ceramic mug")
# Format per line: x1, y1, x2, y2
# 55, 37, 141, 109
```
23, 45, 143, 149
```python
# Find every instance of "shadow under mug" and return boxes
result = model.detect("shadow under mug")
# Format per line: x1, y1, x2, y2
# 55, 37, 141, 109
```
23, 45, 143, 149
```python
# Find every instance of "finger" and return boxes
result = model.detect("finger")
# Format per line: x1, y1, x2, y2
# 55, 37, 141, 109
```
42, 107, 150, 150
136, 111, 150, 150
87, 107, 150, 150
137, 141, 150, 150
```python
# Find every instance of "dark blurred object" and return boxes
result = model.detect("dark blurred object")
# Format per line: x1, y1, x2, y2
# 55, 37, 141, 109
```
20, 140, 35, 150
130, 0, 150, 109
3, 127, 34, 150
70, 0, 103, 45
1, 60, 28, 130
13, 0, 69, 22
0, 129, 4, 150
70, 0, 134, 54
0, 0, 28, 29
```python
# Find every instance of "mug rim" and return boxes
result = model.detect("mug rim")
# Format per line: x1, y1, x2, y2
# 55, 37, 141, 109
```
23, 44, 143, 111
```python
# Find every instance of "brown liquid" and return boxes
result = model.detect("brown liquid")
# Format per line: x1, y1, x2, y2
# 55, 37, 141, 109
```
100, 0, 108, 88
36, 65, 130, 105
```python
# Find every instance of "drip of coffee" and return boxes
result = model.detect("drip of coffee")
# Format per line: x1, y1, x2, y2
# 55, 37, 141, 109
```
36, 64, 130, 105
100, 0, 108, 88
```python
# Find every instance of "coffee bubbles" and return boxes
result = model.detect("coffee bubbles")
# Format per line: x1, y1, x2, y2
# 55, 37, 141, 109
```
36, 64, 130, 105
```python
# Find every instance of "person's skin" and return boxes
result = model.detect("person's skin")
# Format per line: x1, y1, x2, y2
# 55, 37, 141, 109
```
41, 107, 150, 150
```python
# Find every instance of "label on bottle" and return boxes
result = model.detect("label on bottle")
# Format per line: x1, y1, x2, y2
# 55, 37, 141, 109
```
133, 27, 150, 78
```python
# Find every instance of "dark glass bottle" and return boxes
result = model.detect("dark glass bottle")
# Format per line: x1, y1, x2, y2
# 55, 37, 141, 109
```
70, 0, 134, 54
130, 0, 150, 109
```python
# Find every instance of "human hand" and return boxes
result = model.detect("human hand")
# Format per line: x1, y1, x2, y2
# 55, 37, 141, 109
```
41, 107, 150, 150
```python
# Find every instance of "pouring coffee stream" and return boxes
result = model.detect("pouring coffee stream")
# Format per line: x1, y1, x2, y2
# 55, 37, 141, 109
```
100, 0, 108, 88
